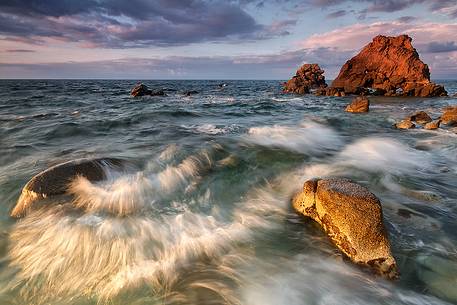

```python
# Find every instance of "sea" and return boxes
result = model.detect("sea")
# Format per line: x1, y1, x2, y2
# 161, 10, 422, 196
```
0, 79, 456, 305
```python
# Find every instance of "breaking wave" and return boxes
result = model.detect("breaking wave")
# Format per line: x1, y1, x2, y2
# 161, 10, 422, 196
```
246, 122, 343, 155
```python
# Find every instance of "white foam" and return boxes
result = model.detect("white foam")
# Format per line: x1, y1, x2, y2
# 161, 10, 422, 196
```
338, 137, 431, 175
246, 122, 342, 155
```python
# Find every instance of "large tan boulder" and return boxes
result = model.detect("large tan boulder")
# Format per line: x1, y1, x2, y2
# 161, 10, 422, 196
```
328, 35, 447, 97
11, 158, 125, 218
292, 178, 398, 279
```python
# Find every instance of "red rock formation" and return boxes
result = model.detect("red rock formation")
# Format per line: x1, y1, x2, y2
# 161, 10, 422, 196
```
283, 63, 327, 94
329, 35, 447, 97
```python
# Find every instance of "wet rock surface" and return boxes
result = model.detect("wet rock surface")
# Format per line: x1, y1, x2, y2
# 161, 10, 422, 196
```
283, 64, 327, 94
395, 120, 416, 129
11, 158, 125, 218
440, 106, 457, 125
345, 96, 369, 113
131, 83, 152, 97
328, 35, 447, 97
292, 178, 398, 279
408, 111, 432, 124
424, 120, 441, 130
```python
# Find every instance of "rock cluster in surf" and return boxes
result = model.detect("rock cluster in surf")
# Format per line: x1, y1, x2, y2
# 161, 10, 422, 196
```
283, 64, 327, 94
292, 178, 398, 279
284, 35, 447, 97
394, 107, 457, 130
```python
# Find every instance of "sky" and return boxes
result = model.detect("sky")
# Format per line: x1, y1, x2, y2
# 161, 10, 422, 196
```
0, 0, 457, 79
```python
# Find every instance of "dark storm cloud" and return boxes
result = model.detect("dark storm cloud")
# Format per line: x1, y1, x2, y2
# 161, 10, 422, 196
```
5, 49, 36, 52
277, 0, 457, 17
326, 10, 347, 18
423, 41, 457, 53
0, 0, 295, 47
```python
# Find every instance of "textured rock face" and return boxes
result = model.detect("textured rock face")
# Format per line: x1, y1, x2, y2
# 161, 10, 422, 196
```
345, 96, 369, 113
131, 83, 152, 97
408, 111, 432, 124
293, 178, 398, 278
394, 120, 415, 129
441, 106, 457, 125
425, 120, 441, 130
11, 158, 125, 218
283, 63, 327, 94
329, 35, 447, 97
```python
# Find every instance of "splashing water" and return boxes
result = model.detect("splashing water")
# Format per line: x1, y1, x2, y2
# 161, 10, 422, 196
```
2, 80, 457, 305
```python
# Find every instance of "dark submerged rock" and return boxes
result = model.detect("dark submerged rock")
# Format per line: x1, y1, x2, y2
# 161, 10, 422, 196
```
292, 178, 398, 279
11, 158, 125, 218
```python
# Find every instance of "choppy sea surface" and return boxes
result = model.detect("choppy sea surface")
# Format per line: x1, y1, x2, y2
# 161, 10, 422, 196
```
0, 79, 457, 305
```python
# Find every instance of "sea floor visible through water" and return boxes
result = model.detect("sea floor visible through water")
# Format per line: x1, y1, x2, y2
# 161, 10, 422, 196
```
0, 79, 457, 305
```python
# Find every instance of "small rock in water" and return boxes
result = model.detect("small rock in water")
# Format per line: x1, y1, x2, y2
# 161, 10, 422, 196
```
345, 96, 369, 113
424, 120, 441, 130
292, 178, 398, 279
130, 83, 152, 97
394, 120, 415, 129
408, 111, 432, 124
440, 106, 457, 125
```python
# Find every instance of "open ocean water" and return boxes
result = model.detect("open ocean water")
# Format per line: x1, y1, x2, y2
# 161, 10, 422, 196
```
0, 79, 457, 305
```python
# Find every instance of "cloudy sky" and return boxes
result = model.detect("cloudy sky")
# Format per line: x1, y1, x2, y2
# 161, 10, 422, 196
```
1, 0, 457, 79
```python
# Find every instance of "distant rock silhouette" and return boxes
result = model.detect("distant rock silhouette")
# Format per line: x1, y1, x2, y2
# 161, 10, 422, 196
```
328, 35, 447, 97
131, 83, 166, 97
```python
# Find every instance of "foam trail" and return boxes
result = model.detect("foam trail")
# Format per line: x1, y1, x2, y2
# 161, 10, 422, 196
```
337, 137, 431, 175
6, 147, 288, 304
246, 122, 342, 155
67, 146, 221, 216
241, 255, 450, 305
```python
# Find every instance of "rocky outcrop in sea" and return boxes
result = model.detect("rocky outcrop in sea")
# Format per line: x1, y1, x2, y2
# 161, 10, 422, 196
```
283, 64, 327, 94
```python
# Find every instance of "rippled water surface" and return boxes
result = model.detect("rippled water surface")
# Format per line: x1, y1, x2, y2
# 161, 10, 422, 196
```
0, 80, 457, 305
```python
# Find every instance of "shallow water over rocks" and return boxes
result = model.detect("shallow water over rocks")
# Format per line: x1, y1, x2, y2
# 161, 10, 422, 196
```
0, 80, 457, 304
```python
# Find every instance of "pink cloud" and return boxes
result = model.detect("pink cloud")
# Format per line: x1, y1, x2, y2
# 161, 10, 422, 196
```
301, 21, 457, 51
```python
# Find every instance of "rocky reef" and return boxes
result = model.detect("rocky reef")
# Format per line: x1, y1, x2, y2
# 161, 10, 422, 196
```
329, 35, 447, 97
292, 178, 398, 279
284, 35, 447, 97
283, 64, 327, 94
